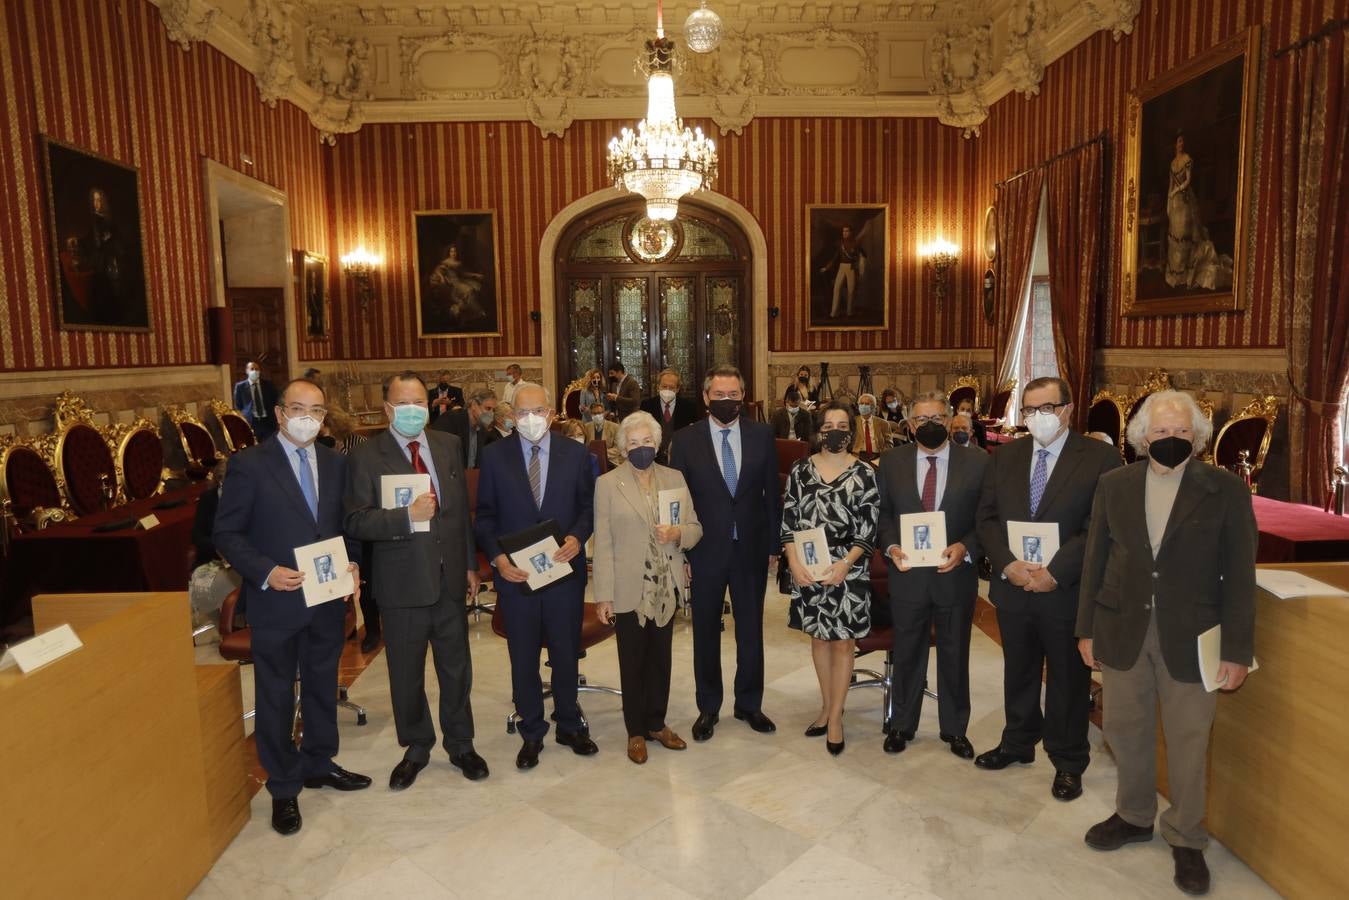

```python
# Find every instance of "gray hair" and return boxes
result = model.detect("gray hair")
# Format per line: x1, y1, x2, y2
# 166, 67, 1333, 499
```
511, 381, 550, 404
1126, 390, 1213, 457
908, 390, 951, 417
615, 411, 662, 458
702, 364, 745, 394
468, 388, 497, 406
655, 368, 681, 388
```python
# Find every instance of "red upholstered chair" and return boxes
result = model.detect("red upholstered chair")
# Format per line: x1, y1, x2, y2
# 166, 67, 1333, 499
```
164, 405, 220, 478
560, 376, 587, 422
1086, 389, 1128, 458
490, 599, 620, 735
465, 467, 495, 619
586, 439, 612, 476
0, 437, 68, 531
848, 550, 937, 733
776, 438, 810, 474
114, 420, 165, 501
56, 422, 118, 515
209, 399, 257, 453
1212, 395, 1279, 490
983, 379, 1016, 424
947, 376, 980, 415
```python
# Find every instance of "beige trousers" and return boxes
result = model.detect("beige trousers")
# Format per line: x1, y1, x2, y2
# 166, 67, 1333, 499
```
1100, 611, 1217, 849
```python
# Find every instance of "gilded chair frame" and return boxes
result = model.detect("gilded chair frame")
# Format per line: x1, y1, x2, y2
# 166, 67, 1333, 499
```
559, 375, 588, 423
109, 416, 166, 502
0, 432, 70, 532
1212, 395, 1278, 483
1086, 389, 1130, 458
50, 391, 119, 515
164, 404, 221, 472
207, 398, 256, 454
946, 375, 981, 415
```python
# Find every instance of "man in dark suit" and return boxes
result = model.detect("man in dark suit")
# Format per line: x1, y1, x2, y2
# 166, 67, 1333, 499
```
974, 376, 1122, 801
770, 388, 816, 444
640, 368, 700, 463
427, 369, 465, 422
213, 377, 370, 836
877, 390, 987, 758
474, 382, 598, 770
670, 365, 782, 741
1077, 390, 1256, 896
344, 371, 488, 790
430, 388, 497, 469
607, 361, 642, 419
233, 360, 280, 442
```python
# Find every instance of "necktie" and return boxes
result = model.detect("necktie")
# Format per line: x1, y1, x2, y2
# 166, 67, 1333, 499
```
922, 455, 938, 512
720, 429, 738, 495
468, 430, 477, 469
252, 382, 266, 419
1029, 448, 1050, 517
663, 403, 672, 424
295, 447, 318, 520
408, 440, 437, 503
864, 418, 873, 454
528, 443, 542, 506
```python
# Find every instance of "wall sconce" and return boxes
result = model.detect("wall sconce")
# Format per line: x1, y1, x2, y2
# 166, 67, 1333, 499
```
919, 238, 960, 308
340, 246, 381, 312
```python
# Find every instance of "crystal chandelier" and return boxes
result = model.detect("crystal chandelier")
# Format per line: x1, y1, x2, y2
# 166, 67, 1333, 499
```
606, 2, 718, 222
684, 1, 723, 53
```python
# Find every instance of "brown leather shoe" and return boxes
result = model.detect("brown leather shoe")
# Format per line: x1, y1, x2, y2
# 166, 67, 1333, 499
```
647, 726, 687, 750
627, 736, 648, 765
1172, 846, 1210, 895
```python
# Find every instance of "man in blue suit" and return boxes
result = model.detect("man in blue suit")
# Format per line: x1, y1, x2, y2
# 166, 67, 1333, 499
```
214, 377, 370, 837
232, 360, 279, 442
475, 382, 597, 770
670, 365, 782, 741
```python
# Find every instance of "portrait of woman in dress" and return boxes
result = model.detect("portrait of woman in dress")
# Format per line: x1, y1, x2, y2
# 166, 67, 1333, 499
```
1164, 132, 1233, 292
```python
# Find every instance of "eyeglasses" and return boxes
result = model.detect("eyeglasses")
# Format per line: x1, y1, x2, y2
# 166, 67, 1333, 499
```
516, 406, 549, 417
283, 404, 327, 417
911, 414, 947, 425
1019, 402, 1068, 418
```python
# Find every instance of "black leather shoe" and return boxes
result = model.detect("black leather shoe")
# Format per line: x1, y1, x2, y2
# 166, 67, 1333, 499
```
1052, 770, 1083, 801
883, 732, 907, 754
388, 759, 426, 791
941, 733, 975, 759
1085, 813, 1154, 851
450, 750, 490, 781
733, 708, 777, 733
271, 797, 301, 836
804, 722, 828, 738
1172, 846, 1210, 895
974, 745, 1035, 770
303, 766, 372, 791
516, 740, 544, 770
555, 730, 599, 756
691, 712, 719, 742
360, 627, 382, 654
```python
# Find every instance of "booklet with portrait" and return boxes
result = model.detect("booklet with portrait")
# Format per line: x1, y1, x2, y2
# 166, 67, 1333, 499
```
1007, 521, 1060, 565
899, 512, 947, 568
382, 473, 431, 533
792, 526, 832, 580
499, 518, 574, 594
294, 536, 354, 607
657, 487, 691, 526
1197, 624, 1259, 693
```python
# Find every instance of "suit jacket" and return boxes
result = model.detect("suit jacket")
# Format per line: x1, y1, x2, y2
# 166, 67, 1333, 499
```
232, 377, 279, 432
474, 432, 595, 601
640, 394, 700, 431
771, 406, 817, 442
343, 429, 476, 607
430, 407, 490, 468
582, 418, 622, 466
877, 443, 987, 606
852, 415, 892, 455
1076, 460, 1256, 682
213, 436, 357, 631
614, 374, 642, 419
592, 462, 703, 613
669, 418, 781, 567
427, 384, 465, 420
976, 430, 1122, 620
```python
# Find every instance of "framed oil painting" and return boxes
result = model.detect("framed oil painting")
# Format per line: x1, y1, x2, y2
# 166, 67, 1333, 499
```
1119, 26, 1260, 316
413, 210, 502, 338
804, 204, 888, 331
42, 136, 150, 332
295, 250, 328, 338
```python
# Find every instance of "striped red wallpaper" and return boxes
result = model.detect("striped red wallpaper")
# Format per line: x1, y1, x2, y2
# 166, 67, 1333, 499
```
327, 116, 987, 359
0, 0, 331, 372
974, 0, 1337, 349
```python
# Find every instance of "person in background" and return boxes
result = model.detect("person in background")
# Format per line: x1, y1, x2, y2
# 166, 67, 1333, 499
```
607, 361, 642, 419
502, 364, 525, 407
584, 401, 623, 467
851, 392, 892, 463
787, 366, 821, 405
1088, 431, 1116, 446
431, 388, 498, 469
579, 368, 608, 415
955, 397, 989, 449
1077, 390, 1255, 897
428, 370, 465, 422
490, 402, 515, 442
780, 402, 879, 756
640, 368, 700, 463
319, 407, 368, 455
879, 388, 905, 424
771, 388, 817, 444
233, 360, 279, 442
949, 413, 977, 450
593, 411, 703, 764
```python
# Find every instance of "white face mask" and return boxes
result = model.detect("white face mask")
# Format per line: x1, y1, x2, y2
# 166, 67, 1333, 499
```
284, 414, 322, 445
517, 413, 548, 443
1025, 410, 1063, 446
658, 389, 676, 403
591, 414, 606, 426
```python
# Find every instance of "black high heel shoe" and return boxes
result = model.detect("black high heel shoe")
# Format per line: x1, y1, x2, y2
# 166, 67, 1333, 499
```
805, 722, 828, 738
826, 723, 845, 756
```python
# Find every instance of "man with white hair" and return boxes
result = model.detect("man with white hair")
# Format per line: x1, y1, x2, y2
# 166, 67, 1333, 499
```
1077, 389, 1256, 897
851, 392, 892, 463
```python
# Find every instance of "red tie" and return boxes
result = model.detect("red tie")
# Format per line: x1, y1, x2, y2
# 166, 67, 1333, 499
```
864, 418, 873, 454
922, 456, 938, 512
408, 440, 437, 503
663, 403, 672, 424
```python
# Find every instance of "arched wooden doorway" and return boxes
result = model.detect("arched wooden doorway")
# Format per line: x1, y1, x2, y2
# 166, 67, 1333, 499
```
554, 198, 753, 402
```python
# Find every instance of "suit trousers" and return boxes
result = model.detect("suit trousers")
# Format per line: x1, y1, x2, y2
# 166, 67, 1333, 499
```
995, 603, 1092, 774
614, 610, 674, 737
889, 588, 975, 738
250, 599, 346, 798
1101, 611, 1217, 849
381, 575, 475, 764
690, 551, 767, 715
499, 587, 584, 742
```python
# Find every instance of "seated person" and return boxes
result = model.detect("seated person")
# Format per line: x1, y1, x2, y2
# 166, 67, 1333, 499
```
489, 402, 515, 442
772, 389, 817, 443
955, 397, 988, 449
583, 402, 622, 466
851, 393, 893, 462
879, 388, 906, 424
428, 370, 465, 420
950, 413, 980, 450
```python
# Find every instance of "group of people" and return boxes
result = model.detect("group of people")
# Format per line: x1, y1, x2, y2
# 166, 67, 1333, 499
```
214, 361, 1255, 897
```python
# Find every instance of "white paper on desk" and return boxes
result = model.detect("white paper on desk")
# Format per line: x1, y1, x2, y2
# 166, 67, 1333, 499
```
899, 512, 947, 568
295, 536, 354, 607
0, 624, 84, 674
510, 536, 573, 591
382, 473, 431, 533
657, 488, 691, 526
793, 526, 832, 580
1007, 521, 1059, 566
1254, 569, 1349, 600
1198, 624, 1260, 692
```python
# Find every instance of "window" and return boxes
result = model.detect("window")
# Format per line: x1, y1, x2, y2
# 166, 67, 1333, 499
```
996, 188, 1059, 425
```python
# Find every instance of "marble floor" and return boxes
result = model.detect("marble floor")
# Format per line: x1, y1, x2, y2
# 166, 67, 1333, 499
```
192, 583, 1276, 900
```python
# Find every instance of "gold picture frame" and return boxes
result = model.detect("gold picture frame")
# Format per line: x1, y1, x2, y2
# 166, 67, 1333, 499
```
1119, 26, 1260, 317
413, 209, 504, 339
804, 204, 889, 332
295, 250, 328, 339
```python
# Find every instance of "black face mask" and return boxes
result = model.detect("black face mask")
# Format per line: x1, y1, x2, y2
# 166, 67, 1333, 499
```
708, 398, 742, 424
627, 446, 657, 470
1148, 436, 1193, 468
798, 375, 809, 383
820, 429, 851, 453
915, 421, 949, 449
952, 431, 971, 446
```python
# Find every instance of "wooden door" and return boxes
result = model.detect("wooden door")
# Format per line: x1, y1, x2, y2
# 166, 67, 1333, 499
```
227, 288, 287, 382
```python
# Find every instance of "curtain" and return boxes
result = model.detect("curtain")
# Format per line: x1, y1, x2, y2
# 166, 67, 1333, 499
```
1276, 30, 1349, 504
992, 169, 1045, 409
1045, 140, 1105, 432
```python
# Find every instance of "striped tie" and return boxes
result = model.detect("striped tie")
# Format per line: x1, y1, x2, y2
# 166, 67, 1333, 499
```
1029, 448, 1050, 517
528, 443, 542, 506
720, 429, 737, 539
295, 448, 318, 520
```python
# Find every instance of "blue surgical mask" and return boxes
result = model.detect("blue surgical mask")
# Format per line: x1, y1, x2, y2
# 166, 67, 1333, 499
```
478, 411, 495, 427
247, 369, 260, 383
858, 404, 874, 416
389, 404, 429, 438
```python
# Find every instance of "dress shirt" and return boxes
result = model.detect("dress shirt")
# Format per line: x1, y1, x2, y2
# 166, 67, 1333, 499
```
518, 430, 553, 502
785, 407, 801, 439
913, 440, 951, 511
503, 379, 522, 406
390, 427, 443, 499
260, 430, 321, 589
1029, 426, 1072, 487
708, 415, 742, 479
